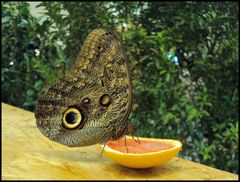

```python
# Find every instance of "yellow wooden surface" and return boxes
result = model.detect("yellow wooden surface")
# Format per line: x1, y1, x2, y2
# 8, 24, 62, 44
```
1, 103, 238, 180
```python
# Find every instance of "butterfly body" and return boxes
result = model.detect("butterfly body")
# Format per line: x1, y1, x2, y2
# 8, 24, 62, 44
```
35, 29, 132, 147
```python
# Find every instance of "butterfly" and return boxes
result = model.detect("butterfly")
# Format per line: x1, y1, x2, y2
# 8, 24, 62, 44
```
35, 29, 133, 147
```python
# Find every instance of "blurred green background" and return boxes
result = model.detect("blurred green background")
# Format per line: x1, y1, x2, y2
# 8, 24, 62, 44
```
1, 2, 238, 174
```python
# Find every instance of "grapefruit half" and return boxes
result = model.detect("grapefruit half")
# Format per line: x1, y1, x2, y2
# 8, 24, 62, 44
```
101, 136, 182, 168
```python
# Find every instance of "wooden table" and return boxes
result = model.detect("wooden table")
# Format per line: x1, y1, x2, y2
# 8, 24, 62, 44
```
1, 103, 238, 180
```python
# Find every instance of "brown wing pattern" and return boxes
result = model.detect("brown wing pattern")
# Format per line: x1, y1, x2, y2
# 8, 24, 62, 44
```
35, 29, 132, 147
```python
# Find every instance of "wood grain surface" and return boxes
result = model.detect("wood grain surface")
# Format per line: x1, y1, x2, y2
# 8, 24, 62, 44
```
2, 103, 238, 180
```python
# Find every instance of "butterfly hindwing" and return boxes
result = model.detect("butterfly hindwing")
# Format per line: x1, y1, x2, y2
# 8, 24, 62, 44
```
35, 29, 132, 147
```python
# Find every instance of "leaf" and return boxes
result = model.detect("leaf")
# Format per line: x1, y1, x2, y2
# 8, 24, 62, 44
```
2, 16, 10, 24
139, 55, 149, 63
162, 112, 176, 125
165, 73, 171, 82
159, 70, 166, 75
34, 80, 43, 90
23, 53, 30, 72
187, 108, 198, 121
18, 19, 28, 27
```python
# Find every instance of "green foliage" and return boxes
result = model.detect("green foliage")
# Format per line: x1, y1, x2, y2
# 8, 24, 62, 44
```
2, 2, 41, 110
1, 2, 238, 174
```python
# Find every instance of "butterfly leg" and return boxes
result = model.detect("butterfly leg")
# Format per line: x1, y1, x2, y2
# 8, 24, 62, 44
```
127, 122, 141, 144
101, 142, 107, 157
132, 135, 141, 144
124, 135, 128, 153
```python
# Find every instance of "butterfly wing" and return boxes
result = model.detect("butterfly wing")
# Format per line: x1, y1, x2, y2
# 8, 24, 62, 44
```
35, 29, 132, 147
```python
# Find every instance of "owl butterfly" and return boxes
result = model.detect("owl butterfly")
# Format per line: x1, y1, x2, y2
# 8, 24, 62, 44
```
35, 28, 132, 147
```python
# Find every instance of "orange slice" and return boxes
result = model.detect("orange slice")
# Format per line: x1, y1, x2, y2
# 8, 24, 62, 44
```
101, 136, 182, 168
